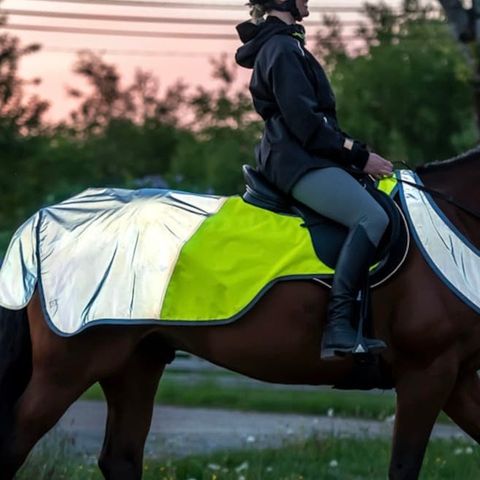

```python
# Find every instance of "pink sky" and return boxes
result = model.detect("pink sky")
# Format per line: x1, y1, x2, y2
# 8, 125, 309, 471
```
2, 0, 401, 121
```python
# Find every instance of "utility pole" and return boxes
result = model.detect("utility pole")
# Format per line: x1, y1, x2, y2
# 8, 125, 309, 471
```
438, 0, 480, 133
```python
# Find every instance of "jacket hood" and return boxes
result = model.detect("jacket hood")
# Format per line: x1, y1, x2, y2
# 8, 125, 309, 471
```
235, 16, 305, 69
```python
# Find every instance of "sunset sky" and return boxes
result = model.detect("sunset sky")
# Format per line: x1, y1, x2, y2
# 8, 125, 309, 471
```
2, 0, 404, 120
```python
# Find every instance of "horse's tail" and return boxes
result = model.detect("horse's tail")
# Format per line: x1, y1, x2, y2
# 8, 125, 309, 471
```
0, 306, 32, 438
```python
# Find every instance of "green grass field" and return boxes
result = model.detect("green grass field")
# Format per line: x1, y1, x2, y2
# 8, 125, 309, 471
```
19, 436, 478, 480
83, 376, 455, 424
83, 378, 397, 420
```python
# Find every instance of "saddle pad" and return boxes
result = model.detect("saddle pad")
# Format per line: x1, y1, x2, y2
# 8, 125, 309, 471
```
399, 170, 480, 314
0, 178, 399, 335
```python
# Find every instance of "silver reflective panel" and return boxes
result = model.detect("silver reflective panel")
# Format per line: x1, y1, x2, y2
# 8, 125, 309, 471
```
0, 188, 225, 334
0, 214, 38, 309
400, 170, 480, 313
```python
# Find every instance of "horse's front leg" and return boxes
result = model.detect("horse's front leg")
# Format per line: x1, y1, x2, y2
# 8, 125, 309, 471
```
389, 354, 458, 480
443, 369, 480, 443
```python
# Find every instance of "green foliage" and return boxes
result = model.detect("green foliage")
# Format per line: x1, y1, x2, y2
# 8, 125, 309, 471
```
151, 437, 480, 480
84, 377, 398, 421
0, 24, 51, 234
167, 125, 260, 195
66, 51, 187, 131
0, 1, 478, 255
314, 0, 477, 167
18, 435, 480, 479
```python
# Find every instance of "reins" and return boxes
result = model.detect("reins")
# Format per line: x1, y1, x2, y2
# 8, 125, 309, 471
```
393, 160, 480, 221
346, 161, 480, 221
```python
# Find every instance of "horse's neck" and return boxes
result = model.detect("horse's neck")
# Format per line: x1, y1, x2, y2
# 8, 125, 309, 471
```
418, 163, 480, 248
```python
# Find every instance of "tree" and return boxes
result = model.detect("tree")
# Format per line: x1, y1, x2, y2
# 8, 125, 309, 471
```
67, 51, 187, 133
168, 54, 262, 194
313, 0, 476, 166
188, 53, 256, 131
0, 13, 49, 139
0, 7, 50, 235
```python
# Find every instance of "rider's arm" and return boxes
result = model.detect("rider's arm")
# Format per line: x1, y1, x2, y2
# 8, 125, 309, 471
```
267, 41, 369, 170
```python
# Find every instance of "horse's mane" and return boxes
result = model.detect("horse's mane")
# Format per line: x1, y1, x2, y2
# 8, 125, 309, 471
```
415, 144, 480, 173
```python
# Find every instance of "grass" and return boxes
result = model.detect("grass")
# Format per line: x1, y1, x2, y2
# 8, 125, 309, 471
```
83, 378, 398, 421
18, 436, 479, 480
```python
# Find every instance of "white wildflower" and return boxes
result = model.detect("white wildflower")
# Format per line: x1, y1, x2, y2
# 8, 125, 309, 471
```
246, 435, 256, 443
235, 461, 249, 473
207, 463, 221, 471
385, 414, 396, 423
327, 408, 334, 418
465, 446, 474, 454
454, 448, 464, 455
329, 459, 338, 468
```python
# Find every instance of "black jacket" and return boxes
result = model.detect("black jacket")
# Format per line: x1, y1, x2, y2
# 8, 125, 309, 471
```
235, 16, 370, 194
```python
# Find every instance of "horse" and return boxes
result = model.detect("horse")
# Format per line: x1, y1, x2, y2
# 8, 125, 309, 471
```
0, 146, 479, 480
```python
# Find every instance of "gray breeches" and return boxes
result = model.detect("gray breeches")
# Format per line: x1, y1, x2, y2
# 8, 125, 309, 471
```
291, 167, 389, 247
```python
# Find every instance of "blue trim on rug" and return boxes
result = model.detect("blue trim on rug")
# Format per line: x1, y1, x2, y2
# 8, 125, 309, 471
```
399, 175, 480, 315
37, 272, 333, 337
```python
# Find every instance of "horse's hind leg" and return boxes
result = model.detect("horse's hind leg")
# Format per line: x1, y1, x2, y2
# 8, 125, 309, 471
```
98, 337, 168, 480
0, 367, 92, 479
443, 370, 480, 443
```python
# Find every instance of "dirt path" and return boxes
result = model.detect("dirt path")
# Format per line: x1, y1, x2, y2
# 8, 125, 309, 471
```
40, 400, 468, 460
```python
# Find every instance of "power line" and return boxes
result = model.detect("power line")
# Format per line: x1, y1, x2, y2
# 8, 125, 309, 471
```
3, 23, 241, 39
1, 23, 405, 41
21, 0, 369, 13
43, 45, 218, 56
1, 9, 362, 26
2, 24, 441, 42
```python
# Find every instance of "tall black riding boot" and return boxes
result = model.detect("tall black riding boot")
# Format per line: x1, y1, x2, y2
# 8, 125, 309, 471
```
321, 223, 387, 359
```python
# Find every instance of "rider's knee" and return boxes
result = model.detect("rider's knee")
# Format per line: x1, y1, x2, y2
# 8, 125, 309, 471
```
358, 206, 389, 246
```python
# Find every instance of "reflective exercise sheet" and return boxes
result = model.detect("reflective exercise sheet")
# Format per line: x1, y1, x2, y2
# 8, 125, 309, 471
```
1, 172, 478, 336
399, 170, 480, 314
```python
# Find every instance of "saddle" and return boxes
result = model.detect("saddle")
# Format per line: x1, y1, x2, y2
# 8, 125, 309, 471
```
242, 165, 409, 288
242, 165, 408, 390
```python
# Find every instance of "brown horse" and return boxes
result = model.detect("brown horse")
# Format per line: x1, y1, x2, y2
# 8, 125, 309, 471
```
0, 147, 479, 480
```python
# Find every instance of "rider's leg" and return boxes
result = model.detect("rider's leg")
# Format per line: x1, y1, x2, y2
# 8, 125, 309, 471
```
291, 167, 389, 358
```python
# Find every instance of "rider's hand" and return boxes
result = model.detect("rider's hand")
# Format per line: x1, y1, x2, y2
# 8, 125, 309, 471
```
363, 153, 394, 180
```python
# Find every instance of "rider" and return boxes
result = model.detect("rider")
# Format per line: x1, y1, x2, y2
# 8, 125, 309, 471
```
235, 0, 393, 358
